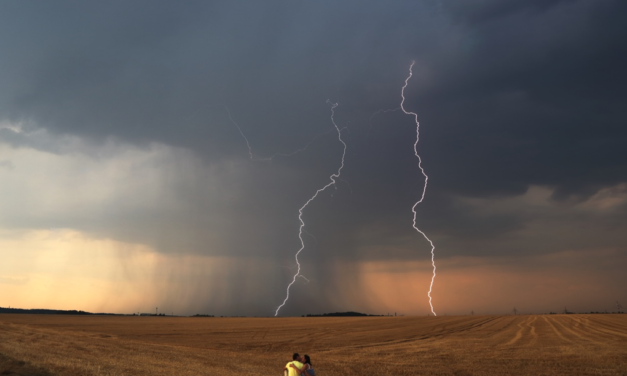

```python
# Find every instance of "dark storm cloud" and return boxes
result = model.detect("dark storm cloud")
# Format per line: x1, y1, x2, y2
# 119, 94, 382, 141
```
443, 0, 571, 24
1, 0, 626, 315
420, 0, 627, 199
0, 0, 624, 227
1, 1, 625, 198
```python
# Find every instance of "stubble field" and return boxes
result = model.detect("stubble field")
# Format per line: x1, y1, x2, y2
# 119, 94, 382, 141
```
0, 314, 626, 375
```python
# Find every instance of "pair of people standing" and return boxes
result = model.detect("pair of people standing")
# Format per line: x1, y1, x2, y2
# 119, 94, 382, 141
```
285, 353, 314, 376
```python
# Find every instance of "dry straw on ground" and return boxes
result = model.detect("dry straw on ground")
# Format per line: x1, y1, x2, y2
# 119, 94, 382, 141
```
0, 314, 626, 375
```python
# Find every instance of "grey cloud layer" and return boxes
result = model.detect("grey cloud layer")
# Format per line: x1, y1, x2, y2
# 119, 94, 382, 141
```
2, 0, 624, 196
0, 0, 625, 315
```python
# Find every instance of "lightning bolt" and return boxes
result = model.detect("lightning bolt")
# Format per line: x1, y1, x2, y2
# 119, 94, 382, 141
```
298, 275, 311, 284
274, 100, 347, 316
222, 104, 335, 161
367, 107, 401, 139
223, 102, 333, 310
400, 61, 437, 316
370, 107, 401, 120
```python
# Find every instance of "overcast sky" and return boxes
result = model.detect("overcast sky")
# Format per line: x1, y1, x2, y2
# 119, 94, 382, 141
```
1, 0, 626, 316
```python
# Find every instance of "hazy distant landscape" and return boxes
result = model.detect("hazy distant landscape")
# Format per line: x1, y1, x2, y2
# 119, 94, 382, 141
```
1, 313, 626, 375
0, 306, 392, 317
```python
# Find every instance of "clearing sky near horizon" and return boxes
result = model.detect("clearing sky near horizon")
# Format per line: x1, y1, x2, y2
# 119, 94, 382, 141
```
0, 0, 626, 316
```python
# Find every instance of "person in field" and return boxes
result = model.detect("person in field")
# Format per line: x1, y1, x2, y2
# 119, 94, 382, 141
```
285, 353, 315, 376
301, 354, 315, 376
285, 353, 307, 376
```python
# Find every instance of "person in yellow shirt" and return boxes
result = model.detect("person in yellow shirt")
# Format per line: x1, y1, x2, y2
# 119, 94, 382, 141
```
285, 353, 307, 376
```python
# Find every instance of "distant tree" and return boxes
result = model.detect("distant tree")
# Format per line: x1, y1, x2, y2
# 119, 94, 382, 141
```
563, 307, 574, 314
471, 310, 474, 316
512, 308, 518, 315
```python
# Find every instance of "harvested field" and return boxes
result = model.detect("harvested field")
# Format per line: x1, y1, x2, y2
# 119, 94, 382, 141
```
0, 314, 626, 375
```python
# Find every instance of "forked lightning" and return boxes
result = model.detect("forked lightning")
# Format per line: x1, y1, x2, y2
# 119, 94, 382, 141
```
274, 100, 347, 316
400, 61, 437, 316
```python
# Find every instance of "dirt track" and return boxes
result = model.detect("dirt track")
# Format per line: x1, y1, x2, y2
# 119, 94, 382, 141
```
1, 314, 626, 375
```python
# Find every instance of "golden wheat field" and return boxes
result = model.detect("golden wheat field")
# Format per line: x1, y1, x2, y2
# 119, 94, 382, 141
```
0, 314, 626, 376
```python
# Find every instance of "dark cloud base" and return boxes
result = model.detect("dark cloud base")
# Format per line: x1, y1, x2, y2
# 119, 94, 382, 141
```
1, 0, 626, 316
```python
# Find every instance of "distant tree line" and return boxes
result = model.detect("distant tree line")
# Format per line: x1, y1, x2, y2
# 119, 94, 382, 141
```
0, 307, 117, 315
